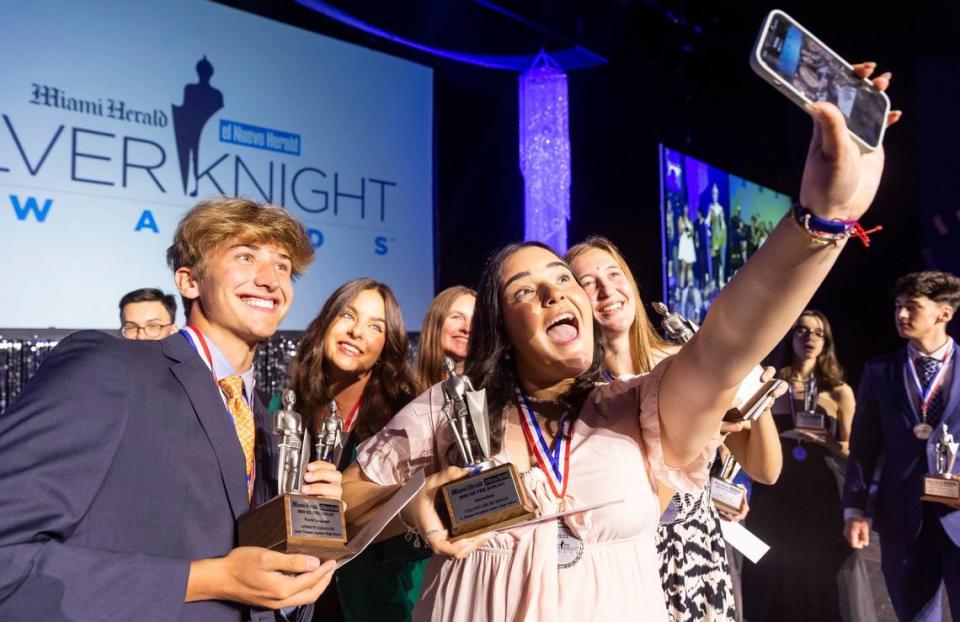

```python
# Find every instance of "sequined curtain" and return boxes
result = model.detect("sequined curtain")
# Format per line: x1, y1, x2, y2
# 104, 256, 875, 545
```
0, 333, 303, 413
1, 331, 421, 413
519, 51, 571, 254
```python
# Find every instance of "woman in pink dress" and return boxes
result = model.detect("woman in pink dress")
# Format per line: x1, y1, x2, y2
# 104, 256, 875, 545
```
343, 78, 898, 621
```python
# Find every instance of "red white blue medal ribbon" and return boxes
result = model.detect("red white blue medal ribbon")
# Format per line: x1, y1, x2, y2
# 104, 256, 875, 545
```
180, 324, 215, 376
907, 341, 955, 417
516, 388, 572, 500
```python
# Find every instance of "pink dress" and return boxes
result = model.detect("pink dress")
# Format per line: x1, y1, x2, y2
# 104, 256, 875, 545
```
356, 360, 718, 621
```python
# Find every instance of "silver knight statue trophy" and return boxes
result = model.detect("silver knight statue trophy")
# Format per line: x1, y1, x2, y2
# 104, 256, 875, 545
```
238, 389, 348, 556
436, 357, 534, 540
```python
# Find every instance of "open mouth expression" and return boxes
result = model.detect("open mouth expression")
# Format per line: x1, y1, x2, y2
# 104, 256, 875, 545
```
500, 246, 594, 383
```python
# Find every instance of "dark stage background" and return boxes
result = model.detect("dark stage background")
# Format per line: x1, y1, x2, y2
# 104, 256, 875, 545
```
219, 0, 958, 382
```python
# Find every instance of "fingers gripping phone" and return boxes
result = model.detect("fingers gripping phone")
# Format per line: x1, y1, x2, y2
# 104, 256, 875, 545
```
751, 10, 890, 151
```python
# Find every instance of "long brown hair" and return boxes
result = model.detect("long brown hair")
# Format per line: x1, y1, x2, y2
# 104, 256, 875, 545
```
566, 235, 671, 373
779, 309, 846, 391
414, 285, 477, 390
289, 278, 417, 443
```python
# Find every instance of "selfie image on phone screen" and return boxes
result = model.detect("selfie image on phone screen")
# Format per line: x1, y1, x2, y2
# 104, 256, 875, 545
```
759, 14, 887, 148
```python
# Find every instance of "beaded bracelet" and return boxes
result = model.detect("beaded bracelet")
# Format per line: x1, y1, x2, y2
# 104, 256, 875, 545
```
792, 203, 881, 248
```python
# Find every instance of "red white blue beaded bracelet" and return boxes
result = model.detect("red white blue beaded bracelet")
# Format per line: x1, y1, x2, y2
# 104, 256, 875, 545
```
792, 203, 881, 248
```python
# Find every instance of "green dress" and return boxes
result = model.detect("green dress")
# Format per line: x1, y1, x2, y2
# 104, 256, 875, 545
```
267, 393, 430, 621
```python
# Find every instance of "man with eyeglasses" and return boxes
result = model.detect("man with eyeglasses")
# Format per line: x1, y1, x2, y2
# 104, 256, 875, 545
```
119, 288, 179, 339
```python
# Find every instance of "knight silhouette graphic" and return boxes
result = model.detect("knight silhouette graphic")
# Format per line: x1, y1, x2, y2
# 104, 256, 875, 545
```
172, 56, 223, 196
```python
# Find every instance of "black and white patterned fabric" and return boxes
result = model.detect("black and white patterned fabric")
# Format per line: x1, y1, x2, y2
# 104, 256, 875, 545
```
656, 486, 737, 621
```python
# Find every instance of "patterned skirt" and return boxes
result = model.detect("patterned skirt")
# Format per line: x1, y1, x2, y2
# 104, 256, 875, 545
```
656, 487, 737, 621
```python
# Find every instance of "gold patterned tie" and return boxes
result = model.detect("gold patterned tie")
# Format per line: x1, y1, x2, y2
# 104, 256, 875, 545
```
218, 375, 256, 500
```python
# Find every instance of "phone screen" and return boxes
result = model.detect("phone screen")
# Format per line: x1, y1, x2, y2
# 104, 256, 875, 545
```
760, 14, 887, 147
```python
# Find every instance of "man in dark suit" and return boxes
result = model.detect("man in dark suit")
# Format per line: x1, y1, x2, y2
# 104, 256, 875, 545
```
843, 271, 960, 621
0, 198, 341, 621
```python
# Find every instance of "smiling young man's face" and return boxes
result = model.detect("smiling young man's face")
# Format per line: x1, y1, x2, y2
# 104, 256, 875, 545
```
177, 239, 294, 346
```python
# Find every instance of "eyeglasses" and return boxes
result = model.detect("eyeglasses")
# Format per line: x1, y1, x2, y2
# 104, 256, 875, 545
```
794, 326, 825, 339
121, 322, 173, 339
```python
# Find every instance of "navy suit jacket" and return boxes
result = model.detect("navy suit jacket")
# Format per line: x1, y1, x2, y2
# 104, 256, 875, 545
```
843, 347, 960, 547
0, 331, 308, 621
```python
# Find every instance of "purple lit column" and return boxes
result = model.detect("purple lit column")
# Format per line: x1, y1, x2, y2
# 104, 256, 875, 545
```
519, 52, 571, 254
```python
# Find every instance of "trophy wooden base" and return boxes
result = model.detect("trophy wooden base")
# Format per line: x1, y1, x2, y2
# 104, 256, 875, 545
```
710, 477, 745, 514
922, 474, 960, 502
437, 463, 536, 541
238, 494, 350, 559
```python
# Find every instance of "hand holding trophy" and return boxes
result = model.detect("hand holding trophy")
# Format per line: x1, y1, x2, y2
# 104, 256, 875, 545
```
434, 357, 535, 541
238, 390, 348, 556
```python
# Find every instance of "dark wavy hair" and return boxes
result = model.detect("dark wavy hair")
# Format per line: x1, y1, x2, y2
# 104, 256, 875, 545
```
894, 271, 960, 311
778, 309, 846, 391
463, 242, 604, 455
289, 278, 417, 443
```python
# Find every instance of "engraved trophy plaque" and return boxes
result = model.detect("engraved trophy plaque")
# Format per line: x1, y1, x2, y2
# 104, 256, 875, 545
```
652, 302, 780, 423
437, 358, 535, 541
793, 374, 827, 432
922, 424, 960, 501
238, 390, 348, 556
710, 453, 746, 515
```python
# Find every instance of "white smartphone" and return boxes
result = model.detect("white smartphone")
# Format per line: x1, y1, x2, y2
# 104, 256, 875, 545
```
750, 10, 891, 151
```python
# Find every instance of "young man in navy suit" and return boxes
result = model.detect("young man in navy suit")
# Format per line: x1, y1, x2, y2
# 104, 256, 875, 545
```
843, 271, 960, 621
0, 198, 341, 621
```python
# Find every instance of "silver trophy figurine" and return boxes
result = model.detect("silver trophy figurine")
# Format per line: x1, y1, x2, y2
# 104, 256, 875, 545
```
936, 425, 959, 476
274, 389, 310, 494
315, 400, 344, 464
923, 424, 960, 501
802, 375, 818, 415
238, 389, 349, 553
652, 301, 698, 344
794, 374, 828, 432
441, 357, 493, 468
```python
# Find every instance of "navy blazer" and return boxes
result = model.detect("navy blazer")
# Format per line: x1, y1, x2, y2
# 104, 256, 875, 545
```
0, 331, 307, 621
843, 347, 960, 547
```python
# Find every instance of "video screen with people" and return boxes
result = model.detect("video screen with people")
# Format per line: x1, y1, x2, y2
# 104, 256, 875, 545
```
660, 145, 792, 323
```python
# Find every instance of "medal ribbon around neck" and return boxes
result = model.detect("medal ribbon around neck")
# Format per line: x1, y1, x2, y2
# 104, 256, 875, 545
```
907, 341, 955, 418
516, 388, 572, 500
180, 324, 216, 378
342, 400, 361, 433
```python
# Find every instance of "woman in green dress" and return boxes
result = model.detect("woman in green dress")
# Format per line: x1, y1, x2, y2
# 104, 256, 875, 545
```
270, 277, 422, 621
